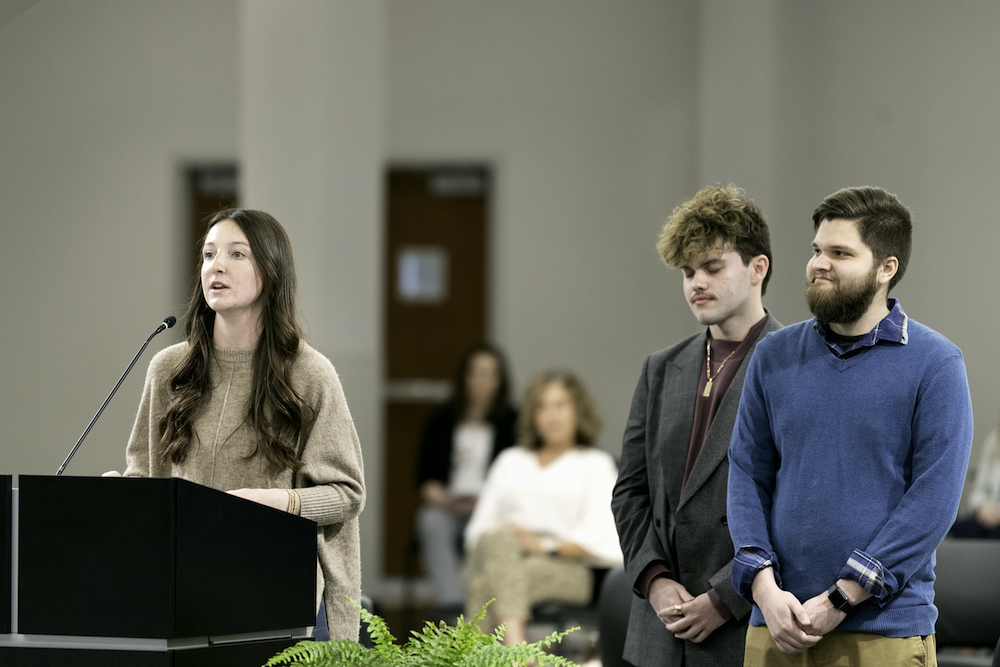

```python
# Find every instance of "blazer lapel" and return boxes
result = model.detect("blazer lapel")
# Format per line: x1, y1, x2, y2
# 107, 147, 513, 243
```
659, 336, 703, 511
678, 315, 780, 508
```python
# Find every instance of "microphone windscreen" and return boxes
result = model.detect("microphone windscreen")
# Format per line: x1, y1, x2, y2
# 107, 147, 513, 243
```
163, 316, 177, 329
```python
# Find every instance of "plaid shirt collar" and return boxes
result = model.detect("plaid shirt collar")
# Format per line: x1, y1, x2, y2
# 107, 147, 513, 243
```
814, 297, 908, 358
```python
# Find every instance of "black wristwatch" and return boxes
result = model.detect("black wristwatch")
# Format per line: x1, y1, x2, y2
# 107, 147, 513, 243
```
827, 584, 856, 613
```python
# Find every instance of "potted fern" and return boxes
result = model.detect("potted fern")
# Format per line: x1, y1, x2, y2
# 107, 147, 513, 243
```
263, 599, 578, 667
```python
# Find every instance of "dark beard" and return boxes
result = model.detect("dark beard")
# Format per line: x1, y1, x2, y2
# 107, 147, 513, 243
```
805, 265, 879, 326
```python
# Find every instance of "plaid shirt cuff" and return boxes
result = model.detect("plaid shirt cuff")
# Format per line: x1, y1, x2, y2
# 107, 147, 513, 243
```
839, 550, 887, 600
733, 546, 778, 601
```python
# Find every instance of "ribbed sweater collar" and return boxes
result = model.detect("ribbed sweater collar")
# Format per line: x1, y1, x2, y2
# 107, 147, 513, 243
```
212, 346, 254, 363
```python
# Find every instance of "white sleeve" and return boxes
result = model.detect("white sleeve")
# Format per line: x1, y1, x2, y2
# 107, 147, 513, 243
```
463, 450, 513, 550
562, 451, 624, 567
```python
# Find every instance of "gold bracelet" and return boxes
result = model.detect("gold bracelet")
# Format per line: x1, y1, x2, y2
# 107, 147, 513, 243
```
286, 489, 295, 513
290, 489, 301, 516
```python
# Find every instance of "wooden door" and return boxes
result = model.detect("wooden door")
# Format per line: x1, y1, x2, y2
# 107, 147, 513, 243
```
187, 165, 239, 281
382, 166, 490, 576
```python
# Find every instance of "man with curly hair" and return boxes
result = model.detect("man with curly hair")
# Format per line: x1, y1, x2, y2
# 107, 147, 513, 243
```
612, 184, 781, 667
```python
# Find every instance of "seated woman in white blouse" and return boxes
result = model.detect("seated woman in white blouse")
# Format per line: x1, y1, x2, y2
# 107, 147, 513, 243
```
463, 370, 623, 644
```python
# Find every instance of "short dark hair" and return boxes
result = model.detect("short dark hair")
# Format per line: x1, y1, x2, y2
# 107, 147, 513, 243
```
812, 186, 912, 291
657, 184, 773, 295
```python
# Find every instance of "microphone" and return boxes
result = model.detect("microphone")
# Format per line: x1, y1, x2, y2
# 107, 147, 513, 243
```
55, 316, 177, 476
154, 315, 177, 335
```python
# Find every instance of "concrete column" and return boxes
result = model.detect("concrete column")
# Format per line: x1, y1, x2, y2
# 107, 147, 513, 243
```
239, 0, 386, 597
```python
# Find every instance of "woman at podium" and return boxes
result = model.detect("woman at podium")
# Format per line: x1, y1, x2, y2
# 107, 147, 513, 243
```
105, 209, 366, 641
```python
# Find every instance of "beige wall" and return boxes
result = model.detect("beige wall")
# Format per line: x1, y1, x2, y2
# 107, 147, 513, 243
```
2, 0, 999, 599
694, 0, 1000, 509
0, 0, 239, 477
238, 0, 387, 601
386, 0, 700, 457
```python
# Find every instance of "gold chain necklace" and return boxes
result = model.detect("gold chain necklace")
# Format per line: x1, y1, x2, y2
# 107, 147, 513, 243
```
703, 337, 738, 398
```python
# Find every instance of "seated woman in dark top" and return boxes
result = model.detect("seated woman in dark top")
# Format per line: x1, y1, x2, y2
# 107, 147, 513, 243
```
415, 344, 517, 618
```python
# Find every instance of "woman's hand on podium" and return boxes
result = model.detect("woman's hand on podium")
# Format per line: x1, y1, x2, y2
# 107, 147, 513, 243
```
227, 487, 290, 513
98, 478, 294, 515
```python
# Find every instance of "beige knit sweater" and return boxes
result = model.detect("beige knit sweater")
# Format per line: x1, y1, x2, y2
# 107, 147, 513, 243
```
124, 341, 366, 641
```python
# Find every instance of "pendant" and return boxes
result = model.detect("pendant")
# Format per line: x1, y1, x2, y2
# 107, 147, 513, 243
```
703, 378, 713, 397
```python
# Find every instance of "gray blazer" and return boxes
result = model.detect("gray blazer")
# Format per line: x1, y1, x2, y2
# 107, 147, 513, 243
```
611, 314, 781, 667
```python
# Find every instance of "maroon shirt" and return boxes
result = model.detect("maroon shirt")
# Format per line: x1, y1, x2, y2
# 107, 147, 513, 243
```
682, 315, 768, 490
640, 314, 769, 620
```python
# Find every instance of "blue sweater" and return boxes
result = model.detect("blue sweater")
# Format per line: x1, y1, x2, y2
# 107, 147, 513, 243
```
727, 315, 973, 637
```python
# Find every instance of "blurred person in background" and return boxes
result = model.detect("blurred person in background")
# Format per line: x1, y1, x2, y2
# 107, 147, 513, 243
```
463, 370, 623, 645
415, 344, 517, 620
951, 425, 1000, 538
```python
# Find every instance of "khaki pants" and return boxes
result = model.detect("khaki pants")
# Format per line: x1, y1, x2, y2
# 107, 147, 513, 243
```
463, 530, 592, 633
744, 625, 936, 667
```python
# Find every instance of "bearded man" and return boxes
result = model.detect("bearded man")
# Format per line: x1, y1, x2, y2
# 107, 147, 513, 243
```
725, 186, 973, 667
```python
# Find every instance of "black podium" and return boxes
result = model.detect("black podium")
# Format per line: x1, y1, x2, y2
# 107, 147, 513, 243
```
1, 476, 10, 636
1, 475, 317, 666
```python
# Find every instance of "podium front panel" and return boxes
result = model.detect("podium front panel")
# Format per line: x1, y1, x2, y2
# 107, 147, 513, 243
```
173, 637, 301, 667
17, 475, 316, 640
17, 476, 176, 638
173, 479, 316, 637
2, 475, 10, 634
0, 637, 299, 667
0, 646, 170, 667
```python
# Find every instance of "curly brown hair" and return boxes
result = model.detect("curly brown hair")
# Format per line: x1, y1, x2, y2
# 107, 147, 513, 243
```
656, 184, 773, 295
517, 370, 602, 450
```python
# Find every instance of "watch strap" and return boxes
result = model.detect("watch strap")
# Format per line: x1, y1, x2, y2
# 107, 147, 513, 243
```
539, 535, 559, 556
827, 584, 856, 613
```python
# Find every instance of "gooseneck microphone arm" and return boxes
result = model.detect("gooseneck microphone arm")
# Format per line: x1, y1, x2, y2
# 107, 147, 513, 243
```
55, 316, 177, 476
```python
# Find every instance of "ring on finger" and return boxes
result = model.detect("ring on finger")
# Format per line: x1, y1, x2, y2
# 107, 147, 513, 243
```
674, 604, 683, 616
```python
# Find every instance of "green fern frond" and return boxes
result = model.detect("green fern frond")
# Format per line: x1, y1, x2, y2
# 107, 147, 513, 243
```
400, 611, 497, 667
263, 639, 314, 666
262, 597, 579, 667
459, 639, 578, 667
263, 638, 385, 666
356, 598, 404, 663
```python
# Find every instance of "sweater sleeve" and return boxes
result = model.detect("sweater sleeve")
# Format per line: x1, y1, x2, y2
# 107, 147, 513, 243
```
123, 367, 155, 478
840, 352, 973, 604
123, 346, 179, 478
292, 350, 366, 527
727, 349, 782, 602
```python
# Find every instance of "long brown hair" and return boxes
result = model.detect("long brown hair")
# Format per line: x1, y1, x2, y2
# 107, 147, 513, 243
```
448, 343, 514, 423
159, 209, 308, 471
